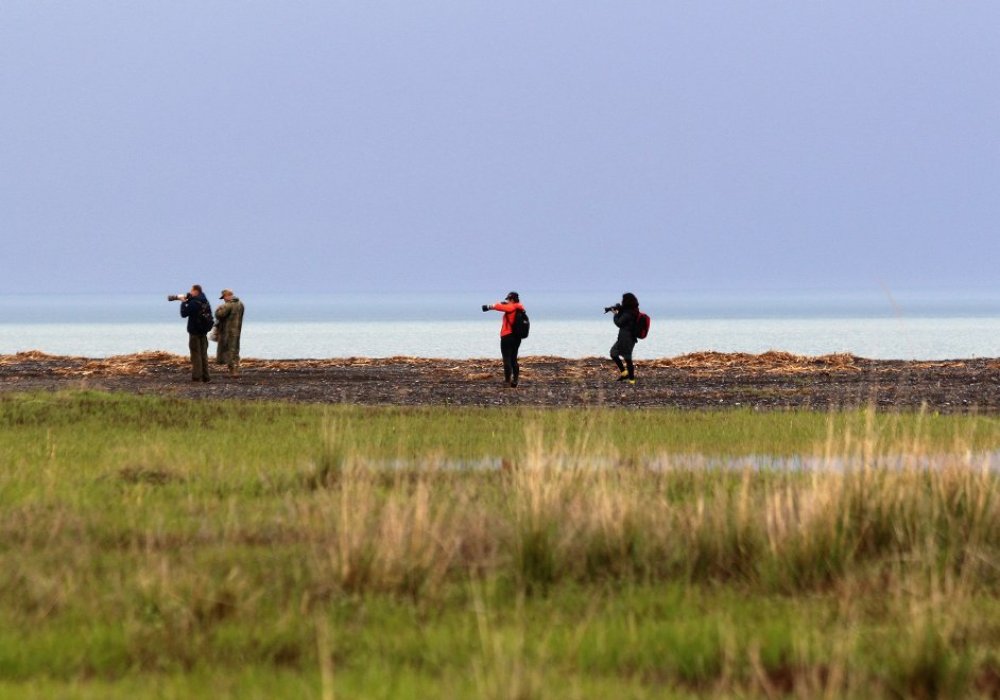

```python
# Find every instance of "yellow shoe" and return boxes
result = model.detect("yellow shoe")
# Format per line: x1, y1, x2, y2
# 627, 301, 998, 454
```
628, 379, 636, 386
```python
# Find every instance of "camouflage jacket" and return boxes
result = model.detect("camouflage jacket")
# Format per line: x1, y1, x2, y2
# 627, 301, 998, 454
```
214, 298, 244, 351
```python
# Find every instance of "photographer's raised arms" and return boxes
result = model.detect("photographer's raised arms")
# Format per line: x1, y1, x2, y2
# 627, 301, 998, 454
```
172, 285, 215, 383
482, 291, 529, 388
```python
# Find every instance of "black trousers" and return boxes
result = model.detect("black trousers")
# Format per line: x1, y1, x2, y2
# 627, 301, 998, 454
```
610, 338, 636, 379
500, 334, 522, 383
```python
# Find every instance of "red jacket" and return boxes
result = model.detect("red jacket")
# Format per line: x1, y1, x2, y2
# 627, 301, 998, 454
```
490, 302, 524, 337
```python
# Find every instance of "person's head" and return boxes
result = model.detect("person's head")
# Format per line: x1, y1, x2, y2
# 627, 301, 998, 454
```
505, 291, 520, 303
219, 288, 234, 301
621, 292, 639, 310
189, 284, 203, 298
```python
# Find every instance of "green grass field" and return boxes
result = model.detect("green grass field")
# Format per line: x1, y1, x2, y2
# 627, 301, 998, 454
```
1, 392, 999, 698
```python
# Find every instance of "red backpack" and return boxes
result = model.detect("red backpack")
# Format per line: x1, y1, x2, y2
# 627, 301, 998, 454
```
635, 311, 651, 340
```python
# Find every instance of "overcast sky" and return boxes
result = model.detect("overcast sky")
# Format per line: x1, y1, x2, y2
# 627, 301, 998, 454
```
1, 2, 997, 295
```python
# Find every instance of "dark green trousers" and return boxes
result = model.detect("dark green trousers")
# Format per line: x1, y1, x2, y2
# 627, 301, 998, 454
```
189, 334, 210, 381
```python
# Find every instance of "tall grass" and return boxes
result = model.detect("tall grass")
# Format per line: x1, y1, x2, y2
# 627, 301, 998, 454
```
294, 421, 1000, 597
0, 393, 998, 697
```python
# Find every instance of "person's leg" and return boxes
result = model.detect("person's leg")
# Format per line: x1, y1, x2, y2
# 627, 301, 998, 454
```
231, 337, 241, 376
622, 340, 636, 381
610, 342, 626, 374
510, 337, 521, 386
189, 334, 201, 380
199, 335, 210, 382
501, 336, 513, 384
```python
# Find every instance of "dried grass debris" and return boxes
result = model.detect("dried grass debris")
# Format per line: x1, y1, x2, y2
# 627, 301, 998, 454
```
0, 349, 975, 380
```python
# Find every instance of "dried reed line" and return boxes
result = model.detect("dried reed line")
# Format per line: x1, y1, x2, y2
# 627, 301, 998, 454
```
0, 349, 979, 379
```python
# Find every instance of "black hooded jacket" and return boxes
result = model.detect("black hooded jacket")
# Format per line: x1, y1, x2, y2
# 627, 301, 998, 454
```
180, 293, 212, 335
613, 308, 637, 345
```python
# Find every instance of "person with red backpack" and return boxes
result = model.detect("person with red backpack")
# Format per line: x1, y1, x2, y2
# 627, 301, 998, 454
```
482, 291, 529, 387
606, 292, 648, 385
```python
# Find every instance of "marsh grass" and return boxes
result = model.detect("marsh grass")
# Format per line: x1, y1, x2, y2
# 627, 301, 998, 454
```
0, 392, 999, 697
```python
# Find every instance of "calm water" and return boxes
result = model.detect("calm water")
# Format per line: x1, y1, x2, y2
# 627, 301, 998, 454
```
0, 291, 997, 360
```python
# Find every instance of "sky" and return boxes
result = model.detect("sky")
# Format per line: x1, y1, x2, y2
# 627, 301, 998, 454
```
1, 2, 998, 295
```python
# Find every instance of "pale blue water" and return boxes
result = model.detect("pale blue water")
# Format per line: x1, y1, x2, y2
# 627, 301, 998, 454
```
0, 291, 997, 360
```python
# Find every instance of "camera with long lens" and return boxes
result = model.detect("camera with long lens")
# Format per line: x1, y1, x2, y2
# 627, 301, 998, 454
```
604, 304, 621, 314
167, 294, 187, 302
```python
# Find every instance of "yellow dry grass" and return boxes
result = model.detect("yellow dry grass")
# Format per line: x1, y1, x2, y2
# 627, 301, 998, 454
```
653, 350, 862, 374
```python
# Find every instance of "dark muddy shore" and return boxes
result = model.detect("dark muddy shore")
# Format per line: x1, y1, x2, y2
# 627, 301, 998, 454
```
1, 351, 999, 412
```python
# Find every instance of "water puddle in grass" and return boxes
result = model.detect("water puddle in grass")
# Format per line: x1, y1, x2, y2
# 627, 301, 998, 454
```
649, 451, 1000, 472
345, 451, 1000, 472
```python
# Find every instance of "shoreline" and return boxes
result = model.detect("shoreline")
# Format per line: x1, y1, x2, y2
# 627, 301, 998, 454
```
2, 350, 998, 412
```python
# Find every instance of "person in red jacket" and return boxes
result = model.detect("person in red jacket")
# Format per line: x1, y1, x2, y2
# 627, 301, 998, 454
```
482, 291, 524, 387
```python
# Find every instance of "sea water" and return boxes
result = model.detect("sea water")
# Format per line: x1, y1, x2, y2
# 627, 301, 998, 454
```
0, 291, 997, 360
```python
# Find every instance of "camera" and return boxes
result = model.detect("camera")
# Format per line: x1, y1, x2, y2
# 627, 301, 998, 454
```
482, 305, 490, 312
604, 304, 621, 314
167, 294, 187, 302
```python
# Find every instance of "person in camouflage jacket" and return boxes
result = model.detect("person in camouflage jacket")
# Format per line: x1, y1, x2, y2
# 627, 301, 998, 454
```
214, 289, 245, 376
